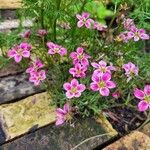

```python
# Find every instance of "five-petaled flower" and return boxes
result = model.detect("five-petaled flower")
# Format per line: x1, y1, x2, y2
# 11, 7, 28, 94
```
127, 27, 149, 41
122, 62, 139, 82
29, 70, 46, 86
8, 42, 31, 63
47, 42, 67, 56
56, 103, 72, 126
26, 58, 44, 75
91, 60, 116, 76
134, 85, 150, 111
63, 79, 86, 99
70, 47, 90, 66
69, 63, 87, 78
90, 73, 116, 96
76, 12, 94, 28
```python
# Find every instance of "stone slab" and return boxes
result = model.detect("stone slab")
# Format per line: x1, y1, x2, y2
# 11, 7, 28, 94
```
0, 73, 45, 104
0, 61, 23, 77
140, 123, 150, 137
0, 0, 21, 9
103, 131, 150, 150
0, 92, 56, 144
0, 117, 117, 150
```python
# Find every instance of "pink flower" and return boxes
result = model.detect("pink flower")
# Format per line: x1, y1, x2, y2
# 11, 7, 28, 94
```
94, 22, 107, 31
90, 73, 116, 96
69, 63, 87, 78
47, 42, 67, 56
70, 47, 90, 66
116, 32, 129, 43
8, 42, 31, 63
29, 70, 46, 86
26, 59, 44, 74
134, 85, 150, 111
122, 18, 135, 30
76, 12, 94, 28
122, 62, 139, 81
63, 79, 86, 99
22, 30, 31, 38
38, 29, 47, 37
112, 91, 121, 99
127, 27, 149, 41
56, 103, 72, 126
91, 60, 116, 75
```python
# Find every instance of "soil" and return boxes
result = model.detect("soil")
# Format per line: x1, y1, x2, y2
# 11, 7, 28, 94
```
104, 106, 147, 135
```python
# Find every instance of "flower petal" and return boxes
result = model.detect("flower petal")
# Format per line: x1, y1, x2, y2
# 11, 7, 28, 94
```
71, 79, 78, 87
70, 52, 77, 59
76, 47, 84, 54
138, 101, 149, 112
63, 83, 71, 91
144, 85, 150, 95
22, 50, 30, 57
100, 87, 110, 96
77, 84, 86, 92
77, 21, 84, 28
91, 62, 99, 68
106, 81, 116, 89
55, 117, 65, 126
134, 88, 145, 100
63, 103, 70, 113
91, 73, 100, 82
90, 83, 99, 91
102, 73, 111, 81
66, 91, 74, 99
14, 55, 22, 63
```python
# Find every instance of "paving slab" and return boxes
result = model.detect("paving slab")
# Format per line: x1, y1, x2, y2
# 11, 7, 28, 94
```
0, 73, 45, 104
140, 123, 150, 137
103, 131, 150, 150
0, 92, 55, 144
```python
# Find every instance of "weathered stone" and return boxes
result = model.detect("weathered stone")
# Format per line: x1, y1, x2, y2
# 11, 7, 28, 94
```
140, 123, 150, 137
103, 131, 150, 150
0, 61, 22, 77
0, 92, 56, 144
0, 0, 21, 9
0, 19, 33, 31
0, 73, 45, 104
0, 117, 117, 150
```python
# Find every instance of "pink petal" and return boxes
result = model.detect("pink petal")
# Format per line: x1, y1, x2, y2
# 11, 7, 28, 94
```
81, 58, 89, 66
66, 91, 74, 99
39, 70, 46, 80
134, 88, 144, 100
14, 55, 22, 63
77, 84, 86, 92
76, 14, 82, 20
48, 49, 55, 55
63, 83, 71, 91
102, 73, 111, 81
59, 48, 67, 56
63, 103, 70, 113
70, 52, 77, 59
138, 101, 149, 112
91, 62, 99, 68
71, 79, 78, 87
56, 108, 66, 116
90, 83, 99, 91
85, 20, 92, 28
69, 68, 76, 76
127, 32, 134, 39
77, 21, 84, 28
22, 50, 30, 57
106, 81, 116, 89
82, 12, 90, 19
47, 42, 55, 49
34, 80, 40, 86
55, 117, 65, 126
91, 73, 100, 82
99, 60, 107, 67
8, 49, 17, 58
100, 87, 110, 96
140, 33, 149, 40
134, 36, 140, 41
138, 29, 145, 34
144, 85, 150, 95
74, 92, 81, 98
76, 47, 84, 54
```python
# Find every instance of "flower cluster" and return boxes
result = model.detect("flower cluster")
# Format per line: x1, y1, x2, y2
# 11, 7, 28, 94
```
116, 18, 149, 42
26, 59, 46, 86
90, 60, 116, 96
76, 12, 107, 31
8, 42, 31, 63
47, 42, 67, 56
122, 62, 139, 82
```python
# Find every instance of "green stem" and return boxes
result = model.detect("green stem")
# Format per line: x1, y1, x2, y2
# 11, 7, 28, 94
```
53, 0, 62, 42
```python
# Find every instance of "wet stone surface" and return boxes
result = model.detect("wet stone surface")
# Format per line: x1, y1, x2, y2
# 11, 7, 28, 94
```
0, 118, 116, 150
0, 73, 45, 104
